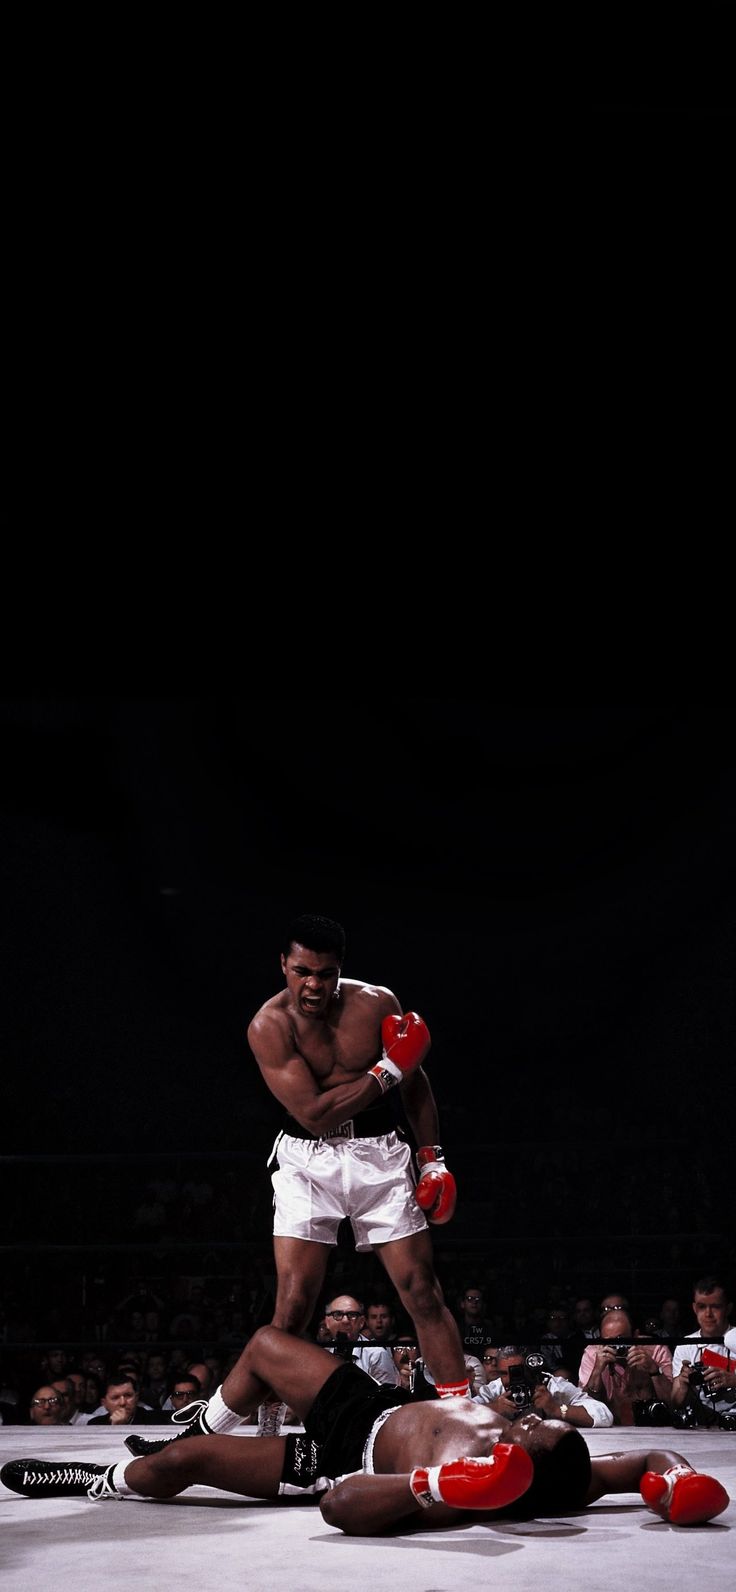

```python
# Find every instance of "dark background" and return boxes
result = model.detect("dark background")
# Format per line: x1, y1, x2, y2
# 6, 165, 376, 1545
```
2, 697, 734, 1159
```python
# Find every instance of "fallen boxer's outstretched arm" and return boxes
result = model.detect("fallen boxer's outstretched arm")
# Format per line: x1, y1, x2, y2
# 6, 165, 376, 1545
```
320, 1447, 534, 1536
589, 1448, 729, 1525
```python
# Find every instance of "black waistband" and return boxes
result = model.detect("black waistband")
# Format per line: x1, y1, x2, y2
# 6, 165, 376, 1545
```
284, 1098, 402, 1142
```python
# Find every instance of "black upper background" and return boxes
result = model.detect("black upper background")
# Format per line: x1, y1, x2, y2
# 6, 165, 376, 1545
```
2, 699, 734, 1172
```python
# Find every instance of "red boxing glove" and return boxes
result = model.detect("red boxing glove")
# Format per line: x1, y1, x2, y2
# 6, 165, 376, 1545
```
415, 1145, 457, 1224
640, 1466, 729, 1525
410, 1445, 533, 1512
368, 1013, 430, 1094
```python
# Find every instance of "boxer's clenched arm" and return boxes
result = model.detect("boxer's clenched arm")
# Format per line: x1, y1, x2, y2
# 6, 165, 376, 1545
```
248, 1013, 386, 1133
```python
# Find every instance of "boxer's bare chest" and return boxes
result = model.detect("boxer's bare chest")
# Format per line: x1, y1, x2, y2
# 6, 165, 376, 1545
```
292, 990, 382, 1082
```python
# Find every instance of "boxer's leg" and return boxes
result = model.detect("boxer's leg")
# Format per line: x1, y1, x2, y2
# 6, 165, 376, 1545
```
376, 1230, 468, 1393
119, 1433, 287, 1500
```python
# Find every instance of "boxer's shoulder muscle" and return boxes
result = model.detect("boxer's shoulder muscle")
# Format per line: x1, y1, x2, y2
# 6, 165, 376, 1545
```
338, 979, 400, 1014
247, 995, 292, 1058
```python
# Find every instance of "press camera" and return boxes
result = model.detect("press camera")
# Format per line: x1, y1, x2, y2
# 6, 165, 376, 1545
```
506, 1353, 549, 1412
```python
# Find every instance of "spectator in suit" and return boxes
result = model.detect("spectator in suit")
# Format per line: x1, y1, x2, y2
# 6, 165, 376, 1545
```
87, 1374, 160, 1427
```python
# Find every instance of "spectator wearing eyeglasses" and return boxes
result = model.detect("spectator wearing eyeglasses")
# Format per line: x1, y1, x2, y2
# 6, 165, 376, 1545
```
391, 1336, 421, 1392
28, 1385, 68, 1425
600, 1292, 630, 1318
389, 1335, 437, 1400
161, 1373, 202, 1420
481, 1345, 499, 1381
456, 1287, 494, 1354
322, 1294, 400, 1386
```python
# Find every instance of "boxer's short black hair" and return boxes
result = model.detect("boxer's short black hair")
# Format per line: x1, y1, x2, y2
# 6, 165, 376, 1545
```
284, 915, 346, 961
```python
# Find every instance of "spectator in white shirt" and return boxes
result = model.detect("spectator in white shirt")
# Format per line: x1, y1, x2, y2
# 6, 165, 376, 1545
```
322, 1293, 400, 1386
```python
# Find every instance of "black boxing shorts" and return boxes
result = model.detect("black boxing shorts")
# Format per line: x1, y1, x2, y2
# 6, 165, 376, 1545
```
302, 1362, 411, 1480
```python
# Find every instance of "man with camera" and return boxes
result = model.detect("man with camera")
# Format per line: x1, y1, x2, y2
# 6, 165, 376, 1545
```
474, 1345, 613, 1428
670, 1275, 736, 1429
579, 1308, 672, 1425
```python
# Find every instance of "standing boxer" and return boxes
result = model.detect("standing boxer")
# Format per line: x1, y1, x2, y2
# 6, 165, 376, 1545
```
123, 913, 467, 1458
248, 914, 466, 1398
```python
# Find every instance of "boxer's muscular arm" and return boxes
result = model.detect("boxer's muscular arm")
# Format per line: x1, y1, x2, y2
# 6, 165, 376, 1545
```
400, 1066, 440, 1147
589, 1450, 729, 1525
248, 1014, 384, 1134
321, 1446, 533, 1535
402, 1067, 458, 1226
587, 1448, 686, 1502
320, 1473, 458, 1535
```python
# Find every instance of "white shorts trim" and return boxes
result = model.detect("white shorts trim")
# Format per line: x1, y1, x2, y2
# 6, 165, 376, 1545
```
362, 1404, 401, 1474
271, 1132, 428, 1252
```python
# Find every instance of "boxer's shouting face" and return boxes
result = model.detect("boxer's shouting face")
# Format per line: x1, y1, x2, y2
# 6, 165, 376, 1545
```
282, 942, 341, 1018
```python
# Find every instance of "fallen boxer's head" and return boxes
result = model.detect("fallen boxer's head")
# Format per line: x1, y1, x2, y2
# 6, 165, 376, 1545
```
504, 1413, 591, 1514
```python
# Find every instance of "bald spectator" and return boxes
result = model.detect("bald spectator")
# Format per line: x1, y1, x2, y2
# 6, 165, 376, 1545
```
29, 1385, 68, 1426
322, 1294, 399, 1386
579, 1309, 672, 1425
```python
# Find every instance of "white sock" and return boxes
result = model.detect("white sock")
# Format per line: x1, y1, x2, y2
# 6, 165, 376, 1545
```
113, 1462, 138, 1496
204, 1385, 245, 1433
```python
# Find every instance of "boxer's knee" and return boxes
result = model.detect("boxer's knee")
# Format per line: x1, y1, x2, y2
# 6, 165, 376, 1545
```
246, 1324, 284, 1362
272, 1285, 315, 1333
133, 1443, 198, 1498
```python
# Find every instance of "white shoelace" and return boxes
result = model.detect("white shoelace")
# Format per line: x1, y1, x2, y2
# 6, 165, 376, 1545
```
87, 1466, 121, 1501
172, 1398, 209, 1427
22, 1465, 101, 1487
